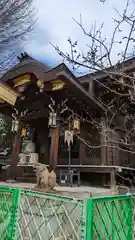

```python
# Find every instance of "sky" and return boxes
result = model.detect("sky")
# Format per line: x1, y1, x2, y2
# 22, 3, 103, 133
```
24, 0, 132, 70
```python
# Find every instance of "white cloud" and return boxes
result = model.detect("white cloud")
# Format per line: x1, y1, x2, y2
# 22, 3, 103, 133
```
24, 0, 131, 68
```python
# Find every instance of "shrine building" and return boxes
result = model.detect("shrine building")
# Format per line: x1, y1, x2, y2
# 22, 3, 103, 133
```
0, 53, 135, 186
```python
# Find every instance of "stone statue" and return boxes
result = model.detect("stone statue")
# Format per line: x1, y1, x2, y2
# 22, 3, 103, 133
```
33, 163, 56, 190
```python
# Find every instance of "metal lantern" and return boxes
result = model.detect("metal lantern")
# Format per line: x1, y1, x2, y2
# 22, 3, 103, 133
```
21, 127, 27, 137
48, 112, 57, 127
11, 120, 19, 132
73, 119, 80, 131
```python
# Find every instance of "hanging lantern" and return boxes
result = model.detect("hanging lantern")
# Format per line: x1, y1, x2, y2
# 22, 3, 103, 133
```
64, 130, 73, 146
11, 120, 19, 132
52, 112, 56, 126
21, 127, 27, 137
48, 112, 57, 127
48, 112, 53, 126
11, 120, 15, 132
73, 119, 80, 131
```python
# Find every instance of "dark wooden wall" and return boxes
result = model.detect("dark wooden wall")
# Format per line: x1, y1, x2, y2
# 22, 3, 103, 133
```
33, 117, 128, 168
33, 118, 49, 164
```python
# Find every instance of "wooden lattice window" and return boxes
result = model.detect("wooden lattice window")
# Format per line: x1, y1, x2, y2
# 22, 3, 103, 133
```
84, 127, 100, 160
84, 137, 100, 159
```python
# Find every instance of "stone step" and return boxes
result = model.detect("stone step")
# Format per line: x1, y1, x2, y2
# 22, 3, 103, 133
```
22, 172, 36, 176
16, 166, 36, 183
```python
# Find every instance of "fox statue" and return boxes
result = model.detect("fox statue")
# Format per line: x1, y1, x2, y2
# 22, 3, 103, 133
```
33, 163, 56, 190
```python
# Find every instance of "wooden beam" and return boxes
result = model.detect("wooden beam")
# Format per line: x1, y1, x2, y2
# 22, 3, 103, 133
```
0, 83, 18, 105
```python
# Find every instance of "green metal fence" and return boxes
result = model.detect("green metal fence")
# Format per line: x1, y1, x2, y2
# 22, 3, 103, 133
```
86, 195, 133, 240
0, 187, 20, 240
0, 186, 133, 240
16, 190, 86, 240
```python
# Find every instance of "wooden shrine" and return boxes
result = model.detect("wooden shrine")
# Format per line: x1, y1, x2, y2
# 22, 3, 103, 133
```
0, 53, 135, 186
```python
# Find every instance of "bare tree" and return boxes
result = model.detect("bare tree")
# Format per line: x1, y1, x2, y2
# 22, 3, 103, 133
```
52, 0, 135, 187
0, 0, 35, 156
0, 0, 35, 74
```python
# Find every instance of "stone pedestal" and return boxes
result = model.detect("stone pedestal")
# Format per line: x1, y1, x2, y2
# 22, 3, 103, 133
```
18, 153, 39, 165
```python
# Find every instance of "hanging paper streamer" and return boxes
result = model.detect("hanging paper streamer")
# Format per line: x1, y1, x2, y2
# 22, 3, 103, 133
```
64, 130, 73, 147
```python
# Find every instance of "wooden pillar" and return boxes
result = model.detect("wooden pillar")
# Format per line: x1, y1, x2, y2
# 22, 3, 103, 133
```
12, 131, 21, 155
110, 168, 116, 189
107, 130, 119, 166
49, 126, 59, 169
110, 168, 117, 194
101, 119, 119, 166
101, 119, 107, 165
7, 123, 21, 181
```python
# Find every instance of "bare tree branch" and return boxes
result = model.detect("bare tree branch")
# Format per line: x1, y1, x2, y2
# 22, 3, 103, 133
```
0, 0, 35, 74
52, 0, 135, 175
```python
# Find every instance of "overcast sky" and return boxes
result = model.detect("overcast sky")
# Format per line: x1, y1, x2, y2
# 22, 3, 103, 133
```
24, 0, 131, 69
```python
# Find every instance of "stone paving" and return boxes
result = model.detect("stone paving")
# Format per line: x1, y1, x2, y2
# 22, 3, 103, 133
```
0, 181, 112, 198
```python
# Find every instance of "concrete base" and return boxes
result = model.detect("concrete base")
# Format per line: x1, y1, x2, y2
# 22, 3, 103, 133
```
6, 179, 16, 183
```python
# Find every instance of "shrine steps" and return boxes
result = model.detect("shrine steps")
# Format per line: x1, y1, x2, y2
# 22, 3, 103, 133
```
16, 166, 36, 183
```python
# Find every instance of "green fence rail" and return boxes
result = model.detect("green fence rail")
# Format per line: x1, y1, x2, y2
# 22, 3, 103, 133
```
86, 195, 133, 240
0, 186, 133, 239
